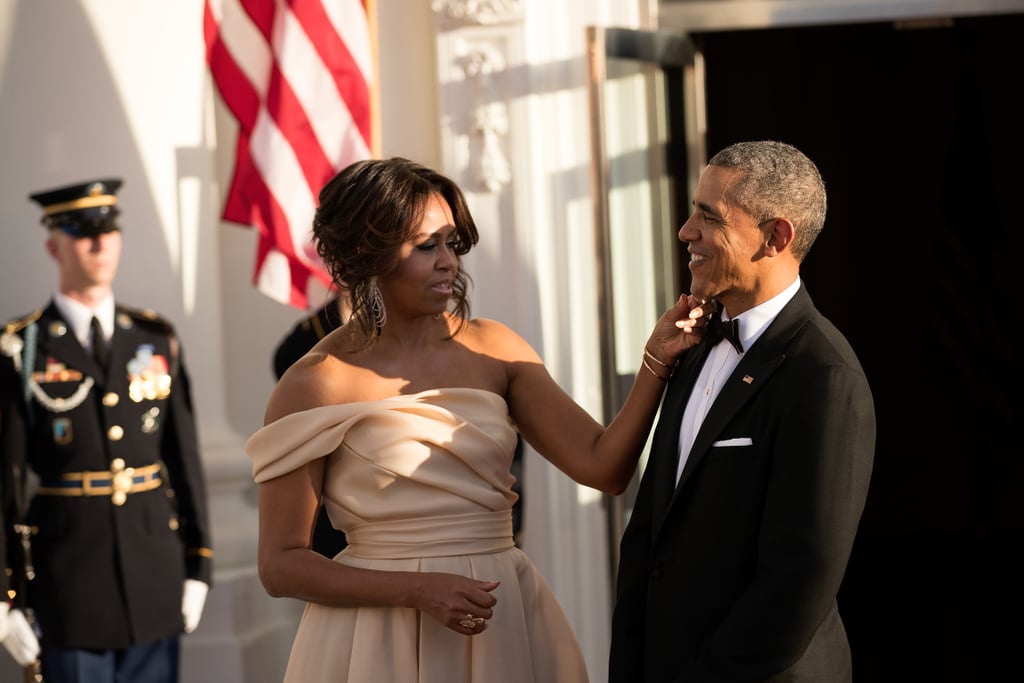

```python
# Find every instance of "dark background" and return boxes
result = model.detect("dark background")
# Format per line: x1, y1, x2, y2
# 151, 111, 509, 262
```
689, 14, 1023, 682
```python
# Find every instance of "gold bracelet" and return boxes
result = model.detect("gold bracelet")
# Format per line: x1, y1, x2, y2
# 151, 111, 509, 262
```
641, 356, 671, 382
643, 346, 676, 369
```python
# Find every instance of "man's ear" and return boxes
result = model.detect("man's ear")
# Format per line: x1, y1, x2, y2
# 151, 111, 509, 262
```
764, 218, 795, 256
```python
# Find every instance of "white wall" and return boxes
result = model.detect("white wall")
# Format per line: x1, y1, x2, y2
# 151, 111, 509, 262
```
0, 1, 651, 680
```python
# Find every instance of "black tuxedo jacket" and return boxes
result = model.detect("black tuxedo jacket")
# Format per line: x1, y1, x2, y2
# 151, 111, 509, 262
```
0, 301, 213, 649
610, 284, 875, 682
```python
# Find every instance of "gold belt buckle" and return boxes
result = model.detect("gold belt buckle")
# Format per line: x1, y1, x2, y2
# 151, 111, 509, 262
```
110, 458, 133, 506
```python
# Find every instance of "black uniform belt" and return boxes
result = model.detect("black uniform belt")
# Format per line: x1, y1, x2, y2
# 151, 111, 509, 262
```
38, 463, 162, 505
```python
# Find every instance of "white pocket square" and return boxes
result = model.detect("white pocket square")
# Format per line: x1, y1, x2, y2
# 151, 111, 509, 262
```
712, 437, 753, 447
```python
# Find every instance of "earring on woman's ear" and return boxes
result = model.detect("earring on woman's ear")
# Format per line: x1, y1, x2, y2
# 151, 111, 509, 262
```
370, 278, 387, 331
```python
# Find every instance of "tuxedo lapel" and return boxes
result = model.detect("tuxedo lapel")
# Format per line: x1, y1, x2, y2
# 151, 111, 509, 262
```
649, 344, 711, 532
674, 351, 782, 492
665, 286, 816, 512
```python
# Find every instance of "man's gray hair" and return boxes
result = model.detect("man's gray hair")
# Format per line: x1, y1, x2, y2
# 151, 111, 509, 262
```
708, 140, 826, 261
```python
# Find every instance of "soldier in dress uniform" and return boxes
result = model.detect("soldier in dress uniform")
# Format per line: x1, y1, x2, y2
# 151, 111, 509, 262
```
0, 178, 214, 683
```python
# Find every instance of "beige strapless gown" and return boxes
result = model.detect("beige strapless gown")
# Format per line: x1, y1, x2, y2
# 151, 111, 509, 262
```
245, 388, 589, 682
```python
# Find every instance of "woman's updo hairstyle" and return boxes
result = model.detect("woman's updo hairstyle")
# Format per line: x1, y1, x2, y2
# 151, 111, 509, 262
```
312, 157, 479, 349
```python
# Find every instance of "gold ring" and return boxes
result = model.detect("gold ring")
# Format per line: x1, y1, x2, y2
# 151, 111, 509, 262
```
458, 614, 477, 629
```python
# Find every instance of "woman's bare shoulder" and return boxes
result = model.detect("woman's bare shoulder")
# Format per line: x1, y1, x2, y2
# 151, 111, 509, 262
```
263, 350, 354, 424
263, 327, 368, 424
462, 317, 541, 363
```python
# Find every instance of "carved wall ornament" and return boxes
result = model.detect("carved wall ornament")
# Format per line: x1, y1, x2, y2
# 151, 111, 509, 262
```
454, 44, 511, 193
432, 0, 524, 28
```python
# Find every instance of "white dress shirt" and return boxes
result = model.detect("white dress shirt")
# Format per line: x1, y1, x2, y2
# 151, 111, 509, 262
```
675, 278, 801, 483
53, 291, 115, 354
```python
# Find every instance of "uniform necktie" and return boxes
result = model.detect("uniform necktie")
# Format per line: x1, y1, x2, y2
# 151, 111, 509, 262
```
90, 316, 109, 371
705, 313, 744, 354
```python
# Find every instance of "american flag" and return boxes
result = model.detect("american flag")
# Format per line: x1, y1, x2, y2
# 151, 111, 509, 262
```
204, 0, 376, 308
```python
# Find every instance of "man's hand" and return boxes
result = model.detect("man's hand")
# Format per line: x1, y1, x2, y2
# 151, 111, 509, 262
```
182, 579, 209, 634
0, 603, 41, 667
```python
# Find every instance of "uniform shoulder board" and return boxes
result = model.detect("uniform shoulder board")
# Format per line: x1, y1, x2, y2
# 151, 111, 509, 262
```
3, 309, 42, 335
118, 305, 175, 333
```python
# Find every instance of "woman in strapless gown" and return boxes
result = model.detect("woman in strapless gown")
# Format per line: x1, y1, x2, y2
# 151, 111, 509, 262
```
245, 158, 706, 682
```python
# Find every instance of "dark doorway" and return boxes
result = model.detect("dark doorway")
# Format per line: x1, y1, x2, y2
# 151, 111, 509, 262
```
691, 14, 1024, 682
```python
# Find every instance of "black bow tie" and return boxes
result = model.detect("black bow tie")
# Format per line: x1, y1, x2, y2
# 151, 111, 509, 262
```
705, 313, 744, 354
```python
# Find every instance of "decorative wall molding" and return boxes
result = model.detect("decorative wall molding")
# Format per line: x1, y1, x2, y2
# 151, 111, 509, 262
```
431, 0, 524, 29
454, 42, 511, 193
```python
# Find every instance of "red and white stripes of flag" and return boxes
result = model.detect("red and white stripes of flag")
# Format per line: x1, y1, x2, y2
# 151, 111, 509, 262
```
204, 0, 376, 308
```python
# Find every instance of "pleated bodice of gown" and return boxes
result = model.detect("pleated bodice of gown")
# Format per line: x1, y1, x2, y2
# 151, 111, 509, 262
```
245, 387, 589, 682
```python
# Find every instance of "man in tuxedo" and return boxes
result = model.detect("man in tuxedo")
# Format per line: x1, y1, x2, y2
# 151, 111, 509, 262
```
0, 178, 213, 682
610, 141, 875, 682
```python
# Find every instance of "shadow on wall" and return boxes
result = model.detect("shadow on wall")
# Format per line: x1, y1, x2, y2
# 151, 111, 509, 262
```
0, 1, 192, 325
0, 2, 240, 681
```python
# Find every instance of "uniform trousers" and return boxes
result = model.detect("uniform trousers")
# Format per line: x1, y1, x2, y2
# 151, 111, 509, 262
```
41, 636, 179, 683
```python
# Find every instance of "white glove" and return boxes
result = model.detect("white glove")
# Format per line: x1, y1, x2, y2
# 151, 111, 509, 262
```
0, 603, 41, 667
181, 579, 209, 634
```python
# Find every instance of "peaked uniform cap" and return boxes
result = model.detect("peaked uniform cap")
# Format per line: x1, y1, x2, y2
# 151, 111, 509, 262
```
29, 178, 123, 237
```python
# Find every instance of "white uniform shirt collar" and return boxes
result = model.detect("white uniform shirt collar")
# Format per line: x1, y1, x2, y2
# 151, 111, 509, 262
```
53, 292, 115, 347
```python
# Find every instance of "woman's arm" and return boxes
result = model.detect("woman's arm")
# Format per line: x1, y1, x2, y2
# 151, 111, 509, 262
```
503, 295, 706, 493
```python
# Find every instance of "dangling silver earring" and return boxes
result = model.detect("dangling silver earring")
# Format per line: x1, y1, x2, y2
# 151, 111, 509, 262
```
370, 279, 387, 330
